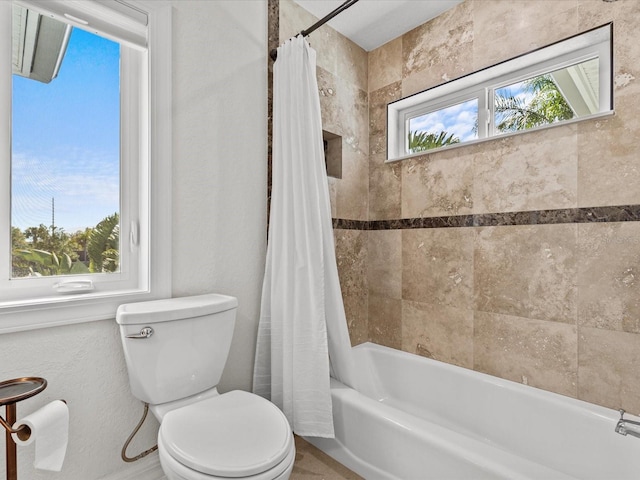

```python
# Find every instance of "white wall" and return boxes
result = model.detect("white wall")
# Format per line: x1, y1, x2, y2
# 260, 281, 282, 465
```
171, 0, 267, 394
0, 1, 267, 478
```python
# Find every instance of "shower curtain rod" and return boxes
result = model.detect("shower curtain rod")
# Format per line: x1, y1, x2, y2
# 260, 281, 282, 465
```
270, 0, 360, 61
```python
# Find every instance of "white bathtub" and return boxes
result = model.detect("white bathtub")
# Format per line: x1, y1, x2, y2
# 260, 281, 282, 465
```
306, 342, 640, 480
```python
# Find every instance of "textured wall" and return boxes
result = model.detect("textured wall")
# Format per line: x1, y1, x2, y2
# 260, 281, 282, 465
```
0, 1, 267, 479
364, 0, 640, 413
171, 0, 267, 394
0, 320, 161, 480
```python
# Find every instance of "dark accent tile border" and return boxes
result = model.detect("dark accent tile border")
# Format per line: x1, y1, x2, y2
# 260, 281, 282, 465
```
333, 205, 640, 230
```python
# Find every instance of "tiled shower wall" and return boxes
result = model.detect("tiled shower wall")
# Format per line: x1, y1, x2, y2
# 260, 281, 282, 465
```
277, 0, 640, 413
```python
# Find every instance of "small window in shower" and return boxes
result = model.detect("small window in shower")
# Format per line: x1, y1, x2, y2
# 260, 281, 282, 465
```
386, 23, 612, 161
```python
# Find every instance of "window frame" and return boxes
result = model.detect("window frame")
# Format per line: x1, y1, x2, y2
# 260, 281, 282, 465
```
387, 23, 613, 162
0, 0, 171, 333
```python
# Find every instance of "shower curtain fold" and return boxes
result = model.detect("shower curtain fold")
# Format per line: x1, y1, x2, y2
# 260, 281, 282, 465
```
253, 35, 354, 438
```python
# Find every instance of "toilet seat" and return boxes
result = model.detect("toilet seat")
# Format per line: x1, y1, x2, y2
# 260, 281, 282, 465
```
159, 390, 294, 478
158, 437, 295, 480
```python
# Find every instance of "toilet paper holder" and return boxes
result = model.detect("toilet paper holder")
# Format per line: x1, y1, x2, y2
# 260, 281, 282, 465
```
0, 377, 50, 480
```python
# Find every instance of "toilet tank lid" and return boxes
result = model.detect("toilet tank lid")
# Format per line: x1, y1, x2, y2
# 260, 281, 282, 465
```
116, 294, 238, 325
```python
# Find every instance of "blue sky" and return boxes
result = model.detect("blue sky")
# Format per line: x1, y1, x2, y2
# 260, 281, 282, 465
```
409, 98, 478, 145
12, 27, 120, 233
408, 81, 539, 148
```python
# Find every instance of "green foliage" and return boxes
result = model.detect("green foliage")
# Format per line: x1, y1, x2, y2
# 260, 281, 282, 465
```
13, 248, 90, 276
408, 130, 460, 153
88, 213, 119, 273
495, 74, 574, 132
11, 227, 27, 249
11, 214, 119, 278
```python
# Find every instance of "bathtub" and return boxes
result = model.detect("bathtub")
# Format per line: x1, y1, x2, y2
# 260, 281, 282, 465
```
306, 342, 640, 480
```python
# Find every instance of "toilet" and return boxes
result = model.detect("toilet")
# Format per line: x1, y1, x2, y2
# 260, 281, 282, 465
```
116, 294, 295, 480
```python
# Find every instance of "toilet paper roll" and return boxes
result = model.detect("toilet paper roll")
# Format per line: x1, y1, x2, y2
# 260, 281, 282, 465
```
11, 400, 69, 472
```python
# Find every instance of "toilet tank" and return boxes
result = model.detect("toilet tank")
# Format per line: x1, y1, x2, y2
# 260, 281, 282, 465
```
116, 294, 238, 405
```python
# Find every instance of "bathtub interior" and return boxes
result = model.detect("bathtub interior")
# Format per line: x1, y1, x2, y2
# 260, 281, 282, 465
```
329, 342, 640, 480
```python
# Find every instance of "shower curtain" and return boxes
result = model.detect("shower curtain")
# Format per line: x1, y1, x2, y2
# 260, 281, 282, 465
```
253, 35, 355, 438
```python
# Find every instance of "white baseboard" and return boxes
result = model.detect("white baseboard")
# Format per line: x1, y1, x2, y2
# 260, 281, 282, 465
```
99, 456, 166, 480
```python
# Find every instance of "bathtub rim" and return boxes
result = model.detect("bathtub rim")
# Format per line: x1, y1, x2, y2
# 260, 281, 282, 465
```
352, 341, 630, 424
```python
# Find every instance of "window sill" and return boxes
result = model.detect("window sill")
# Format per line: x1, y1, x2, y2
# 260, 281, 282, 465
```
386, 109, 615, 163
0, 289, 167, 334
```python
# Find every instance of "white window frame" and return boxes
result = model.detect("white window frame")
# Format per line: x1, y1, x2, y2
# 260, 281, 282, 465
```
0, 0, 171, 333
387, 23, 613, 162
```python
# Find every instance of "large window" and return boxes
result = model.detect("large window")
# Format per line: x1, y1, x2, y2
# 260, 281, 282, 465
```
12, 20, 122, 280
387, 24, 612, 161
0, 0, 172, 331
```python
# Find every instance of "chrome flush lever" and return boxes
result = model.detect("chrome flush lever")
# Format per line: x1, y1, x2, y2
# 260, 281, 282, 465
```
125, 327, 154, 339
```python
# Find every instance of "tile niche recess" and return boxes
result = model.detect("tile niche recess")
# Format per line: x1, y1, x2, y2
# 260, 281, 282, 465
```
323, 130, 342, 179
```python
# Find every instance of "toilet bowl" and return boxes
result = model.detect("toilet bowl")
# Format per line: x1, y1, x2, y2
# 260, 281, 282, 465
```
157, 390, 295, 480
116, 294, 295, 480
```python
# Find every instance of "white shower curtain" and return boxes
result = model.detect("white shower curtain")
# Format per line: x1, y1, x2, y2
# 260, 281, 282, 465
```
253, 35, 355, 438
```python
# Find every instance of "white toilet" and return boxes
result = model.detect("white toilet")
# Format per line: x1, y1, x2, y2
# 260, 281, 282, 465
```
116, 294, 295, 480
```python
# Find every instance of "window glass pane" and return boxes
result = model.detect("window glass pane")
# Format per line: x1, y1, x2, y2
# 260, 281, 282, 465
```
407, 98, 478, 154
11, 13, 120, 278
494, 58, 599, 134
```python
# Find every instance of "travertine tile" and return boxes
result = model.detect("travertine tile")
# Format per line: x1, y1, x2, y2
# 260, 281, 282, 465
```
474, 224, 577, 324
317, 70, 368, 222
475, 311, 578, 397
577, 92, 640, 207
368, 37, 402, 93
284, 0, 640, 417
577, 0, 637, 36
473, 125, 578, 214
367, 229, 402, 299
368, 295, 402, 349
471, 0, 578, 70
369, 81, 402, 157
576, 1, 640, 205
369, 159, 402, 220
279, 0, 312, 44
576, 1, 640, 208
334, 230, 368, 346
402, 150, 473, 218
336, 149, 368, 221
327, 177, 337, 218
338, 79, 369, 158
401, 2, 473, 96
402, 300, 473, 369
577, 222, 640, 333
403, 228, 474, 309
317, 67, 340, 136
336, 31, 368, 92
579, 326, 640, 414
308, 25, 339, 76
279, 0, 338, 75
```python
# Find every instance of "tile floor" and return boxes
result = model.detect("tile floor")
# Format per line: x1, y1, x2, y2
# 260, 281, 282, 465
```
291, 436, 363, 480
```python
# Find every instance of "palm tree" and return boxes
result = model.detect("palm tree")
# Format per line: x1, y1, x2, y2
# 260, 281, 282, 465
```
88, 213, 119, 273
408, 130, 460, 153
11, 214, 120, 277
495, 74, 574, 132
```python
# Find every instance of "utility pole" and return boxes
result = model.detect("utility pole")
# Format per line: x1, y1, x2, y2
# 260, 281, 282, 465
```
51, 197, 55, 236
